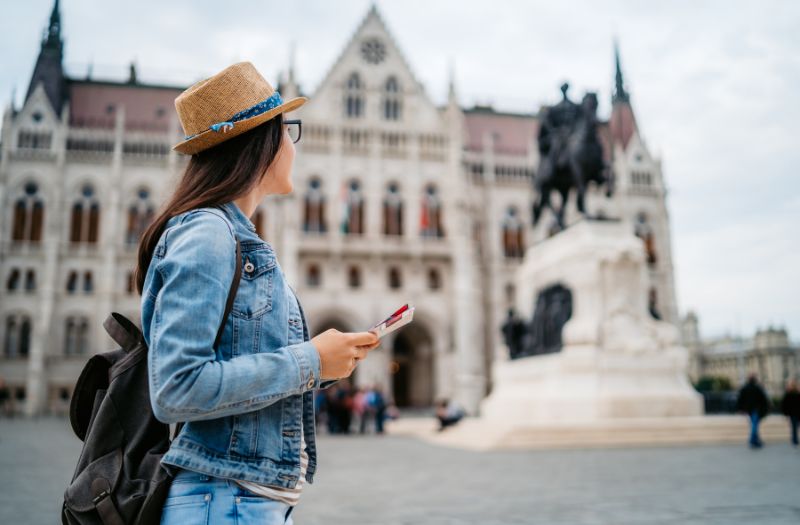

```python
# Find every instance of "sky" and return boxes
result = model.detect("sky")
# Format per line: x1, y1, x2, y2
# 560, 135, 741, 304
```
2, 0, 798, 341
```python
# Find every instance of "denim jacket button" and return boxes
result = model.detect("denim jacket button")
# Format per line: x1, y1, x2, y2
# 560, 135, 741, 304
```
307, 377, 315, 389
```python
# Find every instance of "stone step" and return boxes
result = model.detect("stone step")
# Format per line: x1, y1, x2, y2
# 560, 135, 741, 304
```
386, 416, 796, 451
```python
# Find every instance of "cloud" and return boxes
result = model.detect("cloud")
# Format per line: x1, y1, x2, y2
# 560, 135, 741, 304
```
2, 0, 798, 339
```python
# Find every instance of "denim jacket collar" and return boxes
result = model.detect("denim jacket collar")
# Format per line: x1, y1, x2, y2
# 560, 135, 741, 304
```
219, 201, 257, 235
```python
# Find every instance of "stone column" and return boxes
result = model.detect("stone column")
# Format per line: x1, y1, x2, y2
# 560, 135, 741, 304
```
447, 118, 484, 415
24, 102, 70, 415
404, 135, 420, 243
481, 133, 507, 365
279, 194, 300, 287
95, 106, 124, 349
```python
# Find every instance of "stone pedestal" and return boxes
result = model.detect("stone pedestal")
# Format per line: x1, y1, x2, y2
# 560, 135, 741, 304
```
480, 219, 702, 424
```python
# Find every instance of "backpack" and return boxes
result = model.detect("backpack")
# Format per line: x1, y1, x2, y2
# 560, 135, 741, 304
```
61, 239, 241, 525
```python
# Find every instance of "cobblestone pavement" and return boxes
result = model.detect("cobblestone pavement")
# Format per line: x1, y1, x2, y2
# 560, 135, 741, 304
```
1, 416, 798, 524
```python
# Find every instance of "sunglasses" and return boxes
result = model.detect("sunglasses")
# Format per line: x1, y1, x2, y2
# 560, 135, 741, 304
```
284, 119, 302, 144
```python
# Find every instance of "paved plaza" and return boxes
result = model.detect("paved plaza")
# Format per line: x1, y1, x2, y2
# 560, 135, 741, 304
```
0, 416, 798, 524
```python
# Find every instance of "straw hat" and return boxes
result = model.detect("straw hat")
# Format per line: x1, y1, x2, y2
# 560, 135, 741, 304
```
172, 61, 307, 155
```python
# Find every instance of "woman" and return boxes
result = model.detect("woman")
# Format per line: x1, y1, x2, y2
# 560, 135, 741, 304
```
136, 62, 380, 524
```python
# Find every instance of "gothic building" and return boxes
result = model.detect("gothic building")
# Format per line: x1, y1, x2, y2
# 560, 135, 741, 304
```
0, 2, 680, 416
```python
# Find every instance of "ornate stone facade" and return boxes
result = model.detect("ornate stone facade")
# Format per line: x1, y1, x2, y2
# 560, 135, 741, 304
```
0, 3, 680, 416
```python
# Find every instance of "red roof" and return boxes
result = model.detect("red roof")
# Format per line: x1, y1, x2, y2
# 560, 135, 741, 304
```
464, 106, 612, 163
609, 101, 637, 150
67, 80, 184, 132
464, 108, 539, 156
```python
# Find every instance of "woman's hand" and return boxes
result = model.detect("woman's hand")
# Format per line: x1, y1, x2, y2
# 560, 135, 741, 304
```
311, 329, 381, 380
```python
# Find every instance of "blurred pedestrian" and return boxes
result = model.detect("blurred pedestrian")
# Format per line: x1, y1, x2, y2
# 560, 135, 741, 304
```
736, 373, 770, 448
352, 387, 369, 434
435, 398, 465, 432
0, 377, 9, 418
368, 384, 387, 434
780, 379, 800, 447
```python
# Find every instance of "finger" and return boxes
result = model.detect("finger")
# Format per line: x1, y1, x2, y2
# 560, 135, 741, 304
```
350, 331, 379, 345
356, 340, 381, 352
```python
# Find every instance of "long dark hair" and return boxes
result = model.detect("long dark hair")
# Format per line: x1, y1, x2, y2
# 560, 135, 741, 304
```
134, 114, 284, 295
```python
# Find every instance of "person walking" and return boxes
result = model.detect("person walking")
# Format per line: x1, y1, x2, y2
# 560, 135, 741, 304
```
353, 387, 369, 434
780, 379, 800, 447
735, 373, 771, 449
0, 377, 10, 418
371, 386, 388, 434
136, 62, 380, 524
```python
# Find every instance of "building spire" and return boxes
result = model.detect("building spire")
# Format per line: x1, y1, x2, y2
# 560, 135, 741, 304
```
609, 38, 638, 150
43, 0, 63, 52
612, 38, 629, 104
26, 0, 66, 113
447, 58, 458, 105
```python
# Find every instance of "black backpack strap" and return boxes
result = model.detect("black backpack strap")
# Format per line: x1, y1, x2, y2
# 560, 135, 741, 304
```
92, 491, 125, 525
213, 239, 242, 350
173, 238, 242, 441
102, 313, 144, 353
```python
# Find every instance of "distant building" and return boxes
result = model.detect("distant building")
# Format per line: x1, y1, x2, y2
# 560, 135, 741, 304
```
1, 2, 680, 416
683, 312, 799, 397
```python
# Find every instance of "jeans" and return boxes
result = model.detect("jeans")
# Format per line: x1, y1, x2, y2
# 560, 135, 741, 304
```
160, 468, 295, 524
749, 411, 763, 447
790, 415, 799, 445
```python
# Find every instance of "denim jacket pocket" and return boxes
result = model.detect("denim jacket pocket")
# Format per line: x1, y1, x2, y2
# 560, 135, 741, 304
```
232, 246, 276, 320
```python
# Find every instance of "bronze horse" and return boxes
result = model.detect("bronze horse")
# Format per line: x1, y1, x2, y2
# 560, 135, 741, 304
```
532, 84, 613, 230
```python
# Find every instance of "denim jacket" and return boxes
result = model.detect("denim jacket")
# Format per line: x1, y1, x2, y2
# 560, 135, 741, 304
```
140, 201, 339, 488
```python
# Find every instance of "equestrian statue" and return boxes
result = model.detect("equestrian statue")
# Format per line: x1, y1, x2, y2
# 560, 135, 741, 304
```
532, 82, 613, 231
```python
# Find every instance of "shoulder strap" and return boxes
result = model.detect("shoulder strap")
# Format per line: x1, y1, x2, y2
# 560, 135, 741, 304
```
213, 239, 242, 350
173, 238, 241, 441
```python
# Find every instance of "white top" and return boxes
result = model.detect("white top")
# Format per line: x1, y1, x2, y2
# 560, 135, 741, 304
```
232, 423, 308, 506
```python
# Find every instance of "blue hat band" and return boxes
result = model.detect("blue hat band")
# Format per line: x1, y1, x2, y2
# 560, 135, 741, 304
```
183, 91, 285, 140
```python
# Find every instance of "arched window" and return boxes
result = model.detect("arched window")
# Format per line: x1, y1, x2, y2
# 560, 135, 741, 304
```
11, 181, 44, 242
306, 264, 321, 288
83, 271, 94, 293
383, 182, 403, 236
420, 184, 444, 237
64, 316, 90, 356
3, 314, 31, 358
24, 270, 36, 292
303, 178, 327, 233
427, 268, 441, 290
383, 76, 402, 121
70, 183, 100, 244
348, 266, 362, 288
345, 73, 364, 118
388, 267, 402, 289
634, 212, 657, 266
126, 187, 154, 244
502, 206, 525, 258
6, 269, 20, 291
341, 179, 364, 235
66, 271, 78, 294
